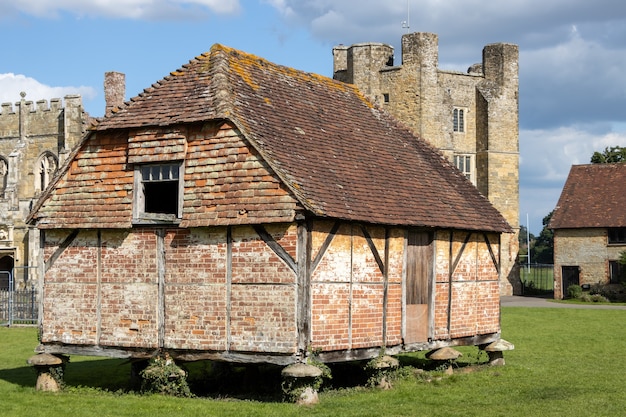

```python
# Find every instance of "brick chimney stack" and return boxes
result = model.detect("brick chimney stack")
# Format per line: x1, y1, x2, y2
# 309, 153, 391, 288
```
104, 71, 126, 114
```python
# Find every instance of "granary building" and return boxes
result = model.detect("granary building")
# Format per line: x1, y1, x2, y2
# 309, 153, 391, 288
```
549, 163, 626, 298
28, 41, 512, 387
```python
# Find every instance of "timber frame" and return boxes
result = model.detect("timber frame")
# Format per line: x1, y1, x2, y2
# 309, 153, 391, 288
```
36, 220, 501, 365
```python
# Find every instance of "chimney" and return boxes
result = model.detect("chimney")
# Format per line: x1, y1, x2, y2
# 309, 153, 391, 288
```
104, 71, 126, 114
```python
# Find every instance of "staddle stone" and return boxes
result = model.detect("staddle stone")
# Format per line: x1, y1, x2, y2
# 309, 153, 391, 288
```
484, 339, 515, 352
426, 347, 462, 361
27, 353, 63, 366
371, 355, 399, 370
281, 363, 322, 378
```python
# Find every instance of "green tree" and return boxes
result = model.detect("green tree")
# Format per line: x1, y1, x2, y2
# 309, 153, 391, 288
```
531, 211, 554, 264
590, 146, 626, 163
619, 250, 626, 266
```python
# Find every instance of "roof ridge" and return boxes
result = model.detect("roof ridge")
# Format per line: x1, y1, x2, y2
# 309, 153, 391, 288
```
95, 50, 217, 127
209, 45, 235, 120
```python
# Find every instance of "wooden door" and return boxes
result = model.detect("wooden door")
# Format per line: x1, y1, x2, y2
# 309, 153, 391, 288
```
562, 266, 580, 295
405, 231, 433, 344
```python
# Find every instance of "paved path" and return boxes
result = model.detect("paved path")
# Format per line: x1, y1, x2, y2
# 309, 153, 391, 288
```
501, 295, 626, 310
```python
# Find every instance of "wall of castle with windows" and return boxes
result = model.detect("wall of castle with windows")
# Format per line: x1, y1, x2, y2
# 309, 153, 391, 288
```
0, 93, 86, 289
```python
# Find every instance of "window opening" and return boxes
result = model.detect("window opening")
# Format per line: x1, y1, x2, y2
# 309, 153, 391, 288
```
0, 157, 7, 197
453, 154, 473, 182
608, 228, 626, 244
134, 163, 182, 222
453, 108, 465, 133
36, 153, 58, 193
141, 165, 179, 215
609, 261, 626, 284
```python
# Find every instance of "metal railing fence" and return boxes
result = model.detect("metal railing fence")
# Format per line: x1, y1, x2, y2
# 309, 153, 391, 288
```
520, 263, 554, 297
0, 269, 37, 326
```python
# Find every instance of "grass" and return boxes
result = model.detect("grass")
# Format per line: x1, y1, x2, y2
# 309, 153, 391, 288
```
2, 306, 626, 416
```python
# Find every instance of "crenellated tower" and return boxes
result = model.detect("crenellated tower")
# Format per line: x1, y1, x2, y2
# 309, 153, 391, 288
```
333, 32, 520, 295
0, 93, 88, 290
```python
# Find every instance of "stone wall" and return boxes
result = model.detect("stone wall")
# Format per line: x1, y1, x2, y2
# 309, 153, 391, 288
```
0, 94, 86, 288
553, 228, 626, 298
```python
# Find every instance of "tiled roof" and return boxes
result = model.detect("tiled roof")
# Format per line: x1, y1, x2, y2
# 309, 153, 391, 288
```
31, 44, 510, 232
549, 163, 626, 229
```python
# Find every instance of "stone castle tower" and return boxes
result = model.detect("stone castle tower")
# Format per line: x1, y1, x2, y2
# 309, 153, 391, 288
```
333, 32, 519, 295
0, 94, 86, 290
0, 72, 126, 291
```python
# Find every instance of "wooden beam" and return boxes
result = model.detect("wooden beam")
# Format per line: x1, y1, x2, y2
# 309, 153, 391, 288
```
296, 221, 311, 356
226, 226, 233, 352
483, 233, 500, 274
35, 343, 156, 360
451, 232, 473, 276
252, 225, 296, 273
35, 343, 298, 366
173, 351, 297, 366
359, 224, 385, 276
382, 227, 389, 346
311, 221, 339, 273
157, 229, 165, 349
402, 332, 501, 352
44, 229, 79, 273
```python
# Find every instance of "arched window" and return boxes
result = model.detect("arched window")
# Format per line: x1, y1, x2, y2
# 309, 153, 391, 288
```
35, 152, 58, 193
453, 108, 465, 133
0, 157, 7, 197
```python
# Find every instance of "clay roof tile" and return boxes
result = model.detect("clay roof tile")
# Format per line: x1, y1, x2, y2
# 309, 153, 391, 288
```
32, 44, 511, 233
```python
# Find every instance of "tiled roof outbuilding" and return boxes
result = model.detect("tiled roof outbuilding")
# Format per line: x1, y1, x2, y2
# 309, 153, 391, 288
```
549, 163, 626, 230
30, 44, 510, 233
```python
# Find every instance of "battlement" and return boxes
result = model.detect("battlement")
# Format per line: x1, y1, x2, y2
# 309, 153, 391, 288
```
0, 94, 84, 140
0, 94, 81, 117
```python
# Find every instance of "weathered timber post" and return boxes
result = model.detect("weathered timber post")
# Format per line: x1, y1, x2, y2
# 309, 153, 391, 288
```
281, 363, 324, 405
28, 353, 67, 392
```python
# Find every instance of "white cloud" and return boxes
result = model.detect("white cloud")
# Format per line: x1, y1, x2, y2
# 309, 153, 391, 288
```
0, 73, 97, 110
5, 0, 240, 19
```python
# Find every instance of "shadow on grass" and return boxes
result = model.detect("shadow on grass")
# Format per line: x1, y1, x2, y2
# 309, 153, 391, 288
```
0, 364, 37, 388
1, 353, 488, 401
65, 358, 134, 391
0, 357, 133, 391
0, 357, 289, 401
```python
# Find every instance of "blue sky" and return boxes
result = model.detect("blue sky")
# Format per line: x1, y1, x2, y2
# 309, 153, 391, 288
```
2, 0, 626, 234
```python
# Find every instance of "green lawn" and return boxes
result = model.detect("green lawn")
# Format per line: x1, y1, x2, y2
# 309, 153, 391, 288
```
2, 307, 626, 416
